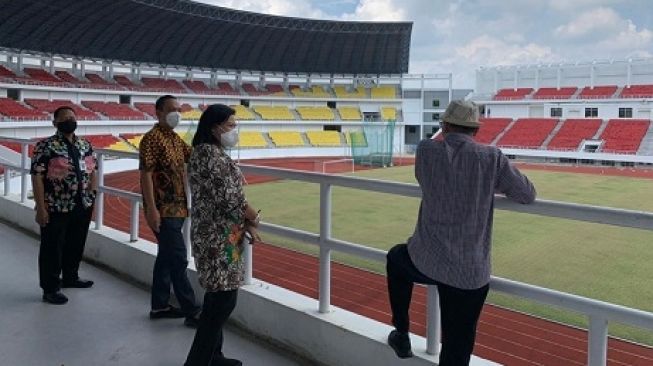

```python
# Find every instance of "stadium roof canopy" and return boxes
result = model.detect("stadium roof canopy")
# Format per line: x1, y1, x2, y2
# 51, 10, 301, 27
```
0, 0, 412, 75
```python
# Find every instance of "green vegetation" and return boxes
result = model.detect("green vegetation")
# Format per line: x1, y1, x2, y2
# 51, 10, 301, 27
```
244, 165, 653, 344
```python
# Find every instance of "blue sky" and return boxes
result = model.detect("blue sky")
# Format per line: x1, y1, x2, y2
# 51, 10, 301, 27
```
195, 0, 653, 88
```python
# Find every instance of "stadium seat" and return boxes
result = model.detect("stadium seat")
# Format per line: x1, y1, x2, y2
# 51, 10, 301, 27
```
338, 107, 362, 120
547, 119, 602, 150
296, 106, 334, 120
599, 119, 650, 154
183, 80, 212, 94
0, 98, 49, 121
0, 65, 17, 78
496, 118, 559, 148
24, 99, 100, 120
54, 71, 84, 84
232, 105, 256, 120
381, 107, 397, 121
290, 85, 330, 98
253, 106, 294, 120
24, 68, 62, 84
493, 88, 533, 100
81, 101, 148, 120
141, 77, 185, 92
239, 131, 267, 148
134, 103, 156, 118
578, 85, 618, 99
181, 109, 202, 120
533, 87, 577, 99
620, 84, 653, 98
305, 131, 342, 146
334, 85, 366, 98
216, 82, 239, 95
268, 131, 305, 147
474, 118, 512, 144
82, 134, 120, 148
370, 86, 397, 99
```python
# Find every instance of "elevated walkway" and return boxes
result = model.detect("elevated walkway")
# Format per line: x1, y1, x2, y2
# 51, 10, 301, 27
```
0, 221, 305, 366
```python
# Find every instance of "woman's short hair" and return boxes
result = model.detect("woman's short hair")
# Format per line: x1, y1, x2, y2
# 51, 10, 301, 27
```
191, 104, 236, 147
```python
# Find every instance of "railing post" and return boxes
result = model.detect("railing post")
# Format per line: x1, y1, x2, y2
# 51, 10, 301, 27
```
94, 152, 104, 230
319, 182, 332, 313
588, 315, 608, 366
426, 286, 441, 355
20, 143, 28, 203
3, 168, 10, 196
130, 199, 139, 242
244, 236, 253, 285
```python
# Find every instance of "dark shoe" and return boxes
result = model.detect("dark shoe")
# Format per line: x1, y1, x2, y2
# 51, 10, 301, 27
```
42, 291, 68, 305
211, 356, 242, 366
62, 279, 94, 288
149, 305, 185, 319
184, 311, 201, 328
388, 330, 413, 359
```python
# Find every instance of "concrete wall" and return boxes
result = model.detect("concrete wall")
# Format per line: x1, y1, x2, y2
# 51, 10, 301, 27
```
0, 194, 499, 366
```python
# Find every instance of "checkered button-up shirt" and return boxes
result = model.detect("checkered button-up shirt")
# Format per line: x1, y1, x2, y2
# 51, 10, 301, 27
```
407, 133, 536, 289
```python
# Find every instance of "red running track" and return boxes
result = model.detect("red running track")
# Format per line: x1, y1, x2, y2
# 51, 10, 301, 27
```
101, 160, 653, 365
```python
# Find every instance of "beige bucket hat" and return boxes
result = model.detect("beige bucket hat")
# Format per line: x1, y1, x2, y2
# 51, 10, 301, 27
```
442, 100, 481, 128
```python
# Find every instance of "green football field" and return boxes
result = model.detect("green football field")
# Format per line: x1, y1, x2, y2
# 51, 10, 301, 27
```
244, 165, 653, 345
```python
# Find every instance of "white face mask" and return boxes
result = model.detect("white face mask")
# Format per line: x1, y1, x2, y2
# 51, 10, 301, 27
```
220, 128, 239, 148
165, 112, 181, 129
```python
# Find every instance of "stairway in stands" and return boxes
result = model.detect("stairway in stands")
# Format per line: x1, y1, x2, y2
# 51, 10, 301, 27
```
637, 122, 653, 155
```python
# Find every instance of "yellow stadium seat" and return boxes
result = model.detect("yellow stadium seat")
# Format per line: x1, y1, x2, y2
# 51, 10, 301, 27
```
128, 135, 144, 148
253, 106, 295, 120
371, 86, 397, 99
231, 105, 256, 120
238, 131, 267, 148
296, 106, 334, 120
290, 85, 330, 98
338, 107, 362, 120
334, 85, 367, 98
268, 131, 305, 147
107, 140, 136, 152
381, 107, 397, 121
305, 131, 342, 146
181, 109, 202, 120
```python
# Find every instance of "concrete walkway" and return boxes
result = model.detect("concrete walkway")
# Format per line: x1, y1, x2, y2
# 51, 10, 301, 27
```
0, 221, 306, 366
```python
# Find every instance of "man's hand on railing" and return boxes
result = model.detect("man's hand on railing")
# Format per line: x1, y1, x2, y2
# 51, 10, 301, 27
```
35, 207, 49, 227
145, 208, 160, 233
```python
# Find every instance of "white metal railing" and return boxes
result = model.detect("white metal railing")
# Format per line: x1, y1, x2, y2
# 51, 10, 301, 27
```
1, 140, 653, 365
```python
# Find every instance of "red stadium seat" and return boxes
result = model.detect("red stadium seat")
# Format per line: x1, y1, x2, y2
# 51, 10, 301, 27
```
496, 118, 559, 148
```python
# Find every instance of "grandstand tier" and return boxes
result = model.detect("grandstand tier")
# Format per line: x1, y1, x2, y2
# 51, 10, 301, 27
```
0, 98, 48, 120
578, 85, 618, 99
81, 101, 147, 120
24, 99, 99, 120
493, 88, 533, 100
474, 118, 512, 144
496, 118, 558, 148
532, 87, 577, 99
599, 119, 650, 154
547, 119, 602, 150
268, 131, 305, 147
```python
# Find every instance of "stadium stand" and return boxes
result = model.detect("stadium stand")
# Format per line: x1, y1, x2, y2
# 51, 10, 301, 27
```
232, 105, 256, 120
337, 107, 362, 120
0, 98, 48, 120
82, 134, 120, 148
183, 80, 212, 94
253, 106, 294, 120
239, 131, 267, 148
268, 131, 305, 147
474, 118, 512, 144
265, 84, 286, 95
493, 88, 533, 100
496, 118, 558, 148
296, 107, 335, 120
578, 85, 618, 99
24, 99, 100, 120
141, 77, 185, 92
547, 119, 602, 150
84, 73, 122, 90
334, 85, 366, 98
53, 70, 84, 84
217, 82, 239, 95
290, 85, 331, 98
0, 65, 17, 78
24, 67, 62, 84
599, 119, 650, 154
81, 101, 147, 120
113, 75, 139, 88
620, 84, 653, 98
121, 134, 144, 149
181, 109, 202, 120
370, 86, 397, 99
305, 131, 342, 146
380, 107, 397, 121
532, 87, 577, 99
134, 103, 156, 118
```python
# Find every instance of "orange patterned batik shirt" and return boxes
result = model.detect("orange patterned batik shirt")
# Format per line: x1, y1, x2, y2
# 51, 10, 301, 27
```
139, 123, 191, 218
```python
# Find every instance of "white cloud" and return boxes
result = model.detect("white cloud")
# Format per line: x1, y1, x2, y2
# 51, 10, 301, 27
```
555, 7, 622, 38
455, 35, 558, 66
194, 0, 328, 19
340, 0, 407, 21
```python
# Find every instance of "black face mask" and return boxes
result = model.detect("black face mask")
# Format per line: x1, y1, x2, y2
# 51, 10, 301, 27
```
56, 119, 77, 134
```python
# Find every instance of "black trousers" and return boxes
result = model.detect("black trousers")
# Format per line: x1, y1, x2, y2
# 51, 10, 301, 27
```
185, 290, 239, 366
39, 205, 93, 294
386, 244, 489, 366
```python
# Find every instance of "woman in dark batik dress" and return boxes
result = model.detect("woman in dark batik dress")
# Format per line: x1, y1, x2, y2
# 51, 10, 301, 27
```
184, 104, 261, 366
